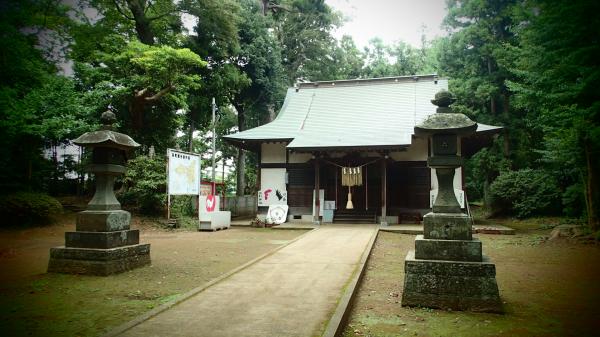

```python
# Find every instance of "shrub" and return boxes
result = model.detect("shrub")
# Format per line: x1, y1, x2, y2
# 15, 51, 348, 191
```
0, 192, 63, 226
171, 195, 195, 218
489, 169, 561, 218
120, 155, 166, 214
562, 183, 586, 218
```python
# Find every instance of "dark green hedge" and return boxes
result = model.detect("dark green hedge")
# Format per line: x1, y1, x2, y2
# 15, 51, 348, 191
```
0, 192, 63, 226
489, 169, 561, 218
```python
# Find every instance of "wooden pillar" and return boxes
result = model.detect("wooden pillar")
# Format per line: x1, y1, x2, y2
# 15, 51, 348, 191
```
335, 166, 338, 210
381, 157, 388, 226
365, 165, 368, 210
314, 156, 321, 224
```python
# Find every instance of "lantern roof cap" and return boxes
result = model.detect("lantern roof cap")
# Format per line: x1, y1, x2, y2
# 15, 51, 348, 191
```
415, 90, 477, 136
73, 111, 140, 150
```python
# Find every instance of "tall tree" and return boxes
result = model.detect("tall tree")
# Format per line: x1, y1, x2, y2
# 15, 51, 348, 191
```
440, 0, 523, 205
508, 0, 600, 229
0, 0, 93, 191
269, 0, 340, 83
229, 0, 287, 195
75, 41, 206, 151
181, 0, 252, 193
97, 0, 182, 45
441, 0, 518, 120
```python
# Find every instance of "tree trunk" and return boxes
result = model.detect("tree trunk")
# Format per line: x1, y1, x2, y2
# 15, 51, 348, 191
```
187, 118, 194, 152
127, 0, 155, 45
487, 58, 497, 115
584, 141, 599, 230
129, 98, 145, 132
502, 94, 510, 158
236, 104, 246, 196
261, 0, 269, 15
267, 105, 276, 123
483, 177, 491, 210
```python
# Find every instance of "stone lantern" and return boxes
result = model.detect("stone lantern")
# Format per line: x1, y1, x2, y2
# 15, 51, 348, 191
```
401, 91, 502, 312
47, 111, 151, 275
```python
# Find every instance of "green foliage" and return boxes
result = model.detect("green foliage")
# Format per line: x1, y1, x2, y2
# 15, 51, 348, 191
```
0, 1, 93, 192
183, 0, 241, 59
170, 195, 195, 218
465, 138, 510, 205
273, 0, 341, 83
75, 41, 206, 152
562, 183, 585, 218
230, 0, 287, 127
0, 192, 63, 227
121, 155, 166, 214
507, 0, 600, 228
489, 169, 561, 218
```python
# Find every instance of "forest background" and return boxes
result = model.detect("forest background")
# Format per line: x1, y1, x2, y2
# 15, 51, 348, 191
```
0, 0, 598, 230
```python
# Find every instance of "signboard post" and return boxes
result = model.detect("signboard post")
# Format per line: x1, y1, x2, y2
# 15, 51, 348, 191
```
167, 149, 201, 221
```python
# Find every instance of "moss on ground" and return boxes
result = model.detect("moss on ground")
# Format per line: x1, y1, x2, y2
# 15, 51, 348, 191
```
342, 225, 600, 337
0, 216, 304, 337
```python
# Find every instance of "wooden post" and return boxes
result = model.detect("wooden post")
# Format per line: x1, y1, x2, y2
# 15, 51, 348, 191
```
314, 156, 320, 224
166, 150, 171, 220
365, 165, 368, 210
381, 157, 387, 226
335, 166, 338, 210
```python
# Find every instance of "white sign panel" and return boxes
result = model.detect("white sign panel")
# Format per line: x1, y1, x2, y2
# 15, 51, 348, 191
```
199, 195, 220, 216
258, 188, 287, 206
167, 149, 200, 195
267, 205, 289, 224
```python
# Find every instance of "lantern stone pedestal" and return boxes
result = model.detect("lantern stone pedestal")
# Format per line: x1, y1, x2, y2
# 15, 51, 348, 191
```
401, 91, 502, 313
47, 112, 151, 276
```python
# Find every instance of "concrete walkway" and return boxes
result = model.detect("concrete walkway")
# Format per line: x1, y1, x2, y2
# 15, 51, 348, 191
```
114, 225, 378, 337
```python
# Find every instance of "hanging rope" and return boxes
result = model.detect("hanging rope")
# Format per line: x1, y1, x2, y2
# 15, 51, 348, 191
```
322, 157, 381, 169
320, 157, 382, 210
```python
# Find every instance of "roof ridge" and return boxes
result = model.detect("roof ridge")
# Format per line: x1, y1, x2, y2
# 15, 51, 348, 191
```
295, 74, 443, 90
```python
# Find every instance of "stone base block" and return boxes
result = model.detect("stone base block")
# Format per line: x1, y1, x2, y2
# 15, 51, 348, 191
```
47, 244, 151, 276
415, 235, 482, 262
65, 229, 139, 249
423, 212, 472, 240
401, 250, 503, 313
76, 210, 131, 232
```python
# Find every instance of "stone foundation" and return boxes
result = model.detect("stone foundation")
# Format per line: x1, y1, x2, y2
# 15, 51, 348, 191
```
48, 244, 150, 276
401, 251, 502, 313
48, 209, 151, 276
423, 212, 472, 240
402, 213, 502, 313
414, 235, 482, 262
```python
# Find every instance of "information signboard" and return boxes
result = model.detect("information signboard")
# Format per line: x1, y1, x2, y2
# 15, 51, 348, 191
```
167, 149, 201, 195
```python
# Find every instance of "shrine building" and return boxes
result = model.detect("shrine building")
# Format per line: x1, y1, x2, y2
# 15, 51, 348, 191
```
224, 75, 500, 224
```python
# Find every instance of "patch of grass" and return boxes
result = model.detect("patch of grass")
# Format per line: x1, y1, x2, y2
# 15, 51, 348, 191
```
342, 229, 600, 337
0, 227, 305, 337
176, 216, 199, 231
158, 293, 182, 304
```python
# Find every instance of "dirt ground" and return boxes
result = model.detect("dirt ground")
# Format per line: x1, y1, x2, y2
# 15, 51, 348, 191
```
341, 218, 600, 337
0, 213, 305, 337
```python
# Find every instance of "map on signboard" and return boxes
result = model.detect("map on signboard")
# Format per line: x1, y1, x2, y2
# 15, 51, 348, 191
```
168, 149, 200, 195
